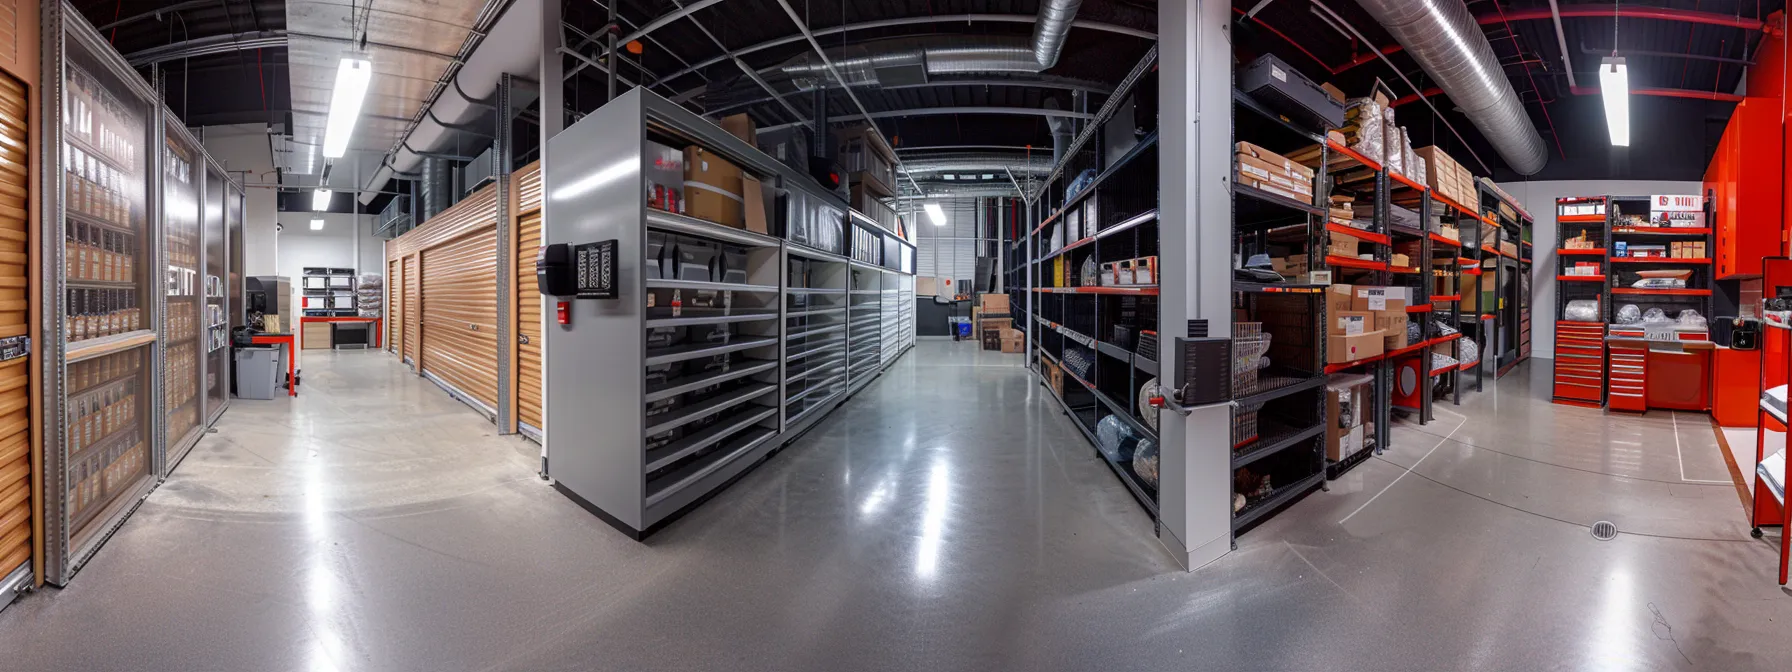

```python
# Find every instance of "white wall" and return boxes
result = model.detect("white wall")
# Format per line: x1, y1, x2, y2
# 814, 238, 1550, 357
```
199, 124, 278, 276
273, 212, 382, 312
1496, 179, 1702, 358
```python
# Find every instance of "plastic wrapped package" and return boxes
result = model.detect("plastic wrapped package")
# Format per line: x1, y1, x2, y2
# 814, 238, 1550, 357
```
1632, 277, 1687, 289
1096, 416, 1139, 463
1080, 256, 1099, 286
1383, 107, 1404, 176
1460, 338, 1479, 365
1133, 439, 1159, 489
1402, 128, 1417, 179
1407, 321, 1422, 344
1564, 300, 1600, 322
356, 273, 384, 317
1615, 304, 1642, 324
1345, 98, 1384, 164
1138, 378, 1160, 433
1433, 320, 1459, 336
1678, 310, 1708, 329
1641, 308, 1672, 324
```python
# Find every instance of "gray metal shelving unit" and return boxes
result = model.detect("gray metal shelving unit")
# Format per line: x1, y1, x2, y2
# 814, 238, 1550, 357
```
542, 89, 914, 539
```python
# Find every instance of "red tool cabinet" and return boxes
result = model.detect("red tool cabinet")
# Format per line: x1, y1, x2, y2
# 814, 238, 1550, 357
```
1607, 340, 1649, 412
1551, 321, 1606, 405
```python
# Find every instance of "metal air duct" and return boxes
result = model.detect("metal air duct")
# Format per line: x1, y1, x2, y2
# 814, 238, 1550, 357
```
1352, 0, 1548, 174
898, 152, 1054, 177
1030, 0, 1083, 69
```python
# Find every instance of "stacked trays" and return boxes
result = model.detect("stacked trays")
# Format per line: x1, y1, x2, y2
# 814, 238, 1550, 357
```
880, 271, 901, 367
642, 230, 782, 509
784, 250, 847, 423
848, 266, 883, 381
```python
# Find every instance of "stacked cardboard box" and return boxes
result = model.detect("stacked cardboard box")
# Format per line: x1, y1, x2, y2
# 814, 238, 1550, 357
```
1413, 146, 1475, 206
1327, 373, 1373, 461
1326, 284, 1386, 364
1000, 329, 1024, 353
1670, 241, 1708, 258
1235, 141, 1316, 203
1328, 194, 1356, 228
1352, 286, 1410, 351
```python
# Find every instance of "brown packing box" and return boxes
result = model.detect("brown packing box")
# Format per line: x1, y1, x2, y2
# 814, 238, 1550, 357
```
1375, 311, 1408, 349
1326, 284, 1356, 317
1328, 330, 1385, 364
1390, 253, 1411, 268
980, 293, 1010, 314
982, 330, 1002, 351
1436, 224, 1459, 241
1321, 82, 1346, 103
1001, 329, 1025, 354
741, 174, 769, 234
1044, 359, 1064, 395
1326, 374, 1371, 461
717, 113, 756, 144
1236, 162, 1315, 197
1239, 176, 1313, 203
684, 146, 746, 227
1329, 232, 1360, 258
1351, 286, 1409, 313
979, 318, 1012, 334
1234, 141, 1316, 180
1333, 310, 1374, 335
1236, 154, 1316, 187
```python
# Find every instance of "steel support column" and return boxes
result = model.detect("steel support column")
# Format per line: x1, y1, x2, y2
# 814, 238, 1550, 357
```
496, 74, 516, 435
538, 0, 565, 478
1158, 0, 1234, 572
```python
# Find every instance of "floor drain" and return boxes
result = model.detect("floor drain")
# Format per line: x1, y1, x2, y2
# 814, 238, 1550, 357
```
1591, 521, 1618, 541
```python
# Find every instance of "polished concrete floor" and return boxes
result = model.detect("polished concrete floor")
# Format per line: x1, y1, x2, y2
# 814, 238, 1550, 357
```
0, 343, 1789, 670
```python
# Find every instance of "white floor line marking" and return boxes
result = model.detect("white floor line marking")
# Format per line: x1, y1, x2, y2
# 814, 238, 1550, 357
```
1670, 411, 1732, 484
1339, 414, 1468, 525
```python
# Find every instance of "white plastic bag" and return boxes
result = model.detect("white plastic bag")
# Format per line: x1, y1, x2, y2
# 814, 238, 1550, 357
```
1615, 304, 1643, 324
1564, 300, 1599, 322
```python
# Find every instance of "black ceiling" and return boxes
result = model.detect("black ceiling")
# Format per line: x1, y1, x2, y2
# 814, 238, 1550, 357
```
73, 0, 290, 128
1235, 0, 1779, 181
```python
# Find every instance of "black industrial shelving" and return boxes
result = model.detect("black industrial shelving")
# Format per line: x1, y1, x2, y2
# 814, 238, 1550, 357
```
1228, 82, 1331, 535
1022, 49, 1163, 520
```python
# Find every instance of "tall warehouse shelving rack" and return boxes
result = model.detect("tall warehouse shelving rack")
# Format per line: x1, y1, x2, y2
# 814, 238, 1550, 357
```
36, 3, 241, 586
540, 89, 914, 539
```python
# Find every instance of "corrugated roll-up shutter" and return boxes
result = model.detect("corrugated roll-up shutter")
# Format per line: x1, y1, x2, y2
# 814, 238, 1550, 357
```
402, 255, 418, 363
416, 184, 500, 410
0, 70, 29, 579
514, 162, 542, 430
388, 259, 400, 353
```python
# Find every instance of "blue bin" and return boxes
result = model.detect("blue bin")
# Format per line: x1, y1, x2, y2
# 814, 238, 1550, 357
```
956, 320, 973, 339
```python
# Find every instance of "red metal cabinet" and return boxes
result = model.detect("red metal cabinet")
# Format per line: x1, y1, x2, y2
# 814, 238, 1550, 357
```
1708, 97, 1783, 279
1552, 321, 1605, 405
1608, 343, 1649, 412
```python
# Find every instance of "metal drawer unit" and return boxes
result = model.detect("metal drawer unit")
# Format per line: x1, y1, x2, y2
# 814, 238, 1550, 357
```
1552, 322, 1606, 405
1607, 336, 1649, 413
542, 89, 915, 539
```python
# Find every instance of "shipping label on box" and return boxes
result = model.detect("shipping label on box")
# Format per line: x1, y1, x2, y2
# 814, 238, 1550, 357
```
1334, 311, 1372, 336
1328, 330, 1385, 364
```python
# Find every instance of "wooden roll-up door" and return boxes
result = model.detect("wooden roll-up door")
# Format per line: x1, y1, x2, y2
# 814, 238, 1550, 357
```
388, 259, 400, 354
0, 70, 29, 579
403, 255, 418, 363
514, 162, 542, 430
421, 227, 499, 409
516, 210, 542, 429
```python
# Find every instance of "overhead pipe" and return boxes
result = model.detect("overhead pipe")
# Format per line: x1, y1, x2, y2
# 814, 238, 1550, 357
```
1478, 5, 1775, 33
1578, 40, 1756, 66
1345, 0, 1548, 174
360, 0, 543, 204
1030, 0, 1083, 69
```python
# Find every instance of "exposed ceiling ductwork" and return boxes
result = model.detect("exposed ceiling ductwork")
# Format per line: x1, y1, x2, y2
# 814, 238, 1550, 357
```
1352, 0, 1549, 174
898, 152, 1054, 177
1030, 0, 1084, 69
352, 0, 545, 203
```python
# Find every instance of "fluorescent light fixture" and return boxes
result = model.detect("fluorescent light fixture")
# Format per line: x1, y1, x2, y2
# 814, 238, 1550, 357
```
310, 218, 325, 231
312, 188, 332, 211
1599, 57, 1629, 147
322, 57, 373, 158
924, 203, 947, 227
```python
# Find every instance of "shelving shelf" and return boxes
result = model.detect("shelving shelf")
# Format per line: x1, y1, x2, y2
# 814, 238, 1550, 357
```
541, 88, 915, 540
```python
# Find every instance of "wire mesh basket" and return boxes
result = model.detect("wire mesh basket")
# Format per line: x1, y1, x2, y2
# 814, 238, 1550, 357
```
1230, 324, 1272, 399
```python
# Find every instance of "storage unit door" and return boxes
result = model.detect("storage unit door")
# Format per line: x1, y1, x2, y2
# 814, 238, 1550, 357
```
0, 71, 27, 579
403, 255, 418, 363
517, 210, 543, 431
388, 258, 400, 354
420, 228, 499, 410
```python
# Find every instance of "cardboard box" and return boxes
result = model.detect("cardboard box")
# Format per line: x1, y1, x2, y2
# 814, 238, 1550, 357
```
1044, 359, 1064, 395
1238, 176, 1313, 203
683, 147, 745, 227
1334, 310, 1373, 335
1321, 82, 1347, 103
1375, 311, 1408, 349
1330, 232, 1360, 258
717, 113, 756, 145
1234, 141, 1316, 180
1327, 284, 1356, 317
1000, 328, 1025, 353
741, 174, 768, 234
1436, 224, 1459, 241
1328, 330, 1385, 364
982, 330, 1002, 351
1326, 373, 1372, 460
979, 293, 1010, 314
1390, 253, 1411, 268
1236, 154, 1316, 193
979, 318, 1012, 334
1351, 286, 1409, 313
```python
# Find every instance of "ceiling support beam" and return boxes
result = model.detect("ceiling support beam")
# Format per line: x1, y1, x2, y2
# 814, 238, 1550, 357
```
96, 0, 217, 32
655, 13, 1155, 94
124, 31, 286, 66
1479, 5, 1772, 32
565, 0, 730, 81
701, 77, 1112, 117
755, 106, 1095, 133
